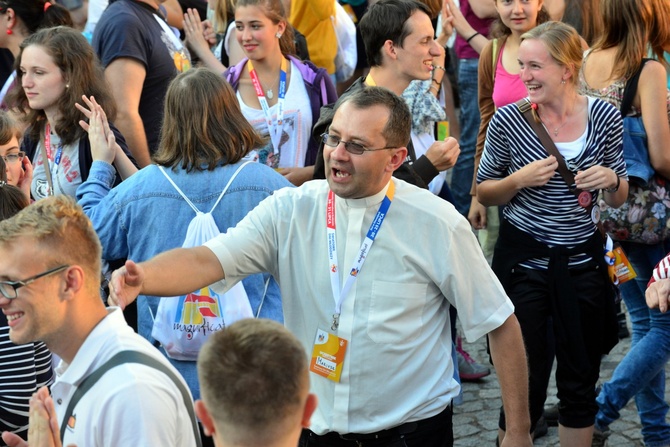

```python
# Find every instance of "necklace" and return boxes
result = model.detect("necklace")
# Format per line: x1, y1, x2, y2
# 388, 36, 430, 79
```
259, 70, 281, 99
539, 100, 575, 137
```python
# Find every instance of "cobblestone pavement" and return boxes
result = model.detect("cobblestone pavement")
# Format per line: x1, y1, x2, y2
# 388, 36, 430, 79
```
453, 317, 665, 447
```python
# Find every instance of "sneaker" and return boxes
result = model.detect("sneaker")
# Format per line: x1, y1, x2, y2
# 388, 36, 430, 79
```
456, 337, 491, 381
591, 426, 610, 447
543, 402, 559, 427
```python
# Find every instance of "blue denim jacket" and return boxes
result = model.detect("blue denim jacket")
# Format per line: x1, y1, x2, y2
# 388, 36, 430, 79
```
77, 160, 293, 399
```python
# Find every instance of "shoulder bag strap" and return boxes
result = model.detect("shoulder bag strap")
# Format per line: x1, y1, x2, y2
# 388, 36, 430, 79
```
60, 350, 202, 447
621, 59, 652, 117
515, 98, 577, 188
514, 98, 605, 237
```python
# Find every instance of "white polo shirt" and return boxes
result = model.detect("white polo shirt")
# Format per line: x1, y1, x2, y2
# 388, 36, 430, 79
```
51, 308, 198, 447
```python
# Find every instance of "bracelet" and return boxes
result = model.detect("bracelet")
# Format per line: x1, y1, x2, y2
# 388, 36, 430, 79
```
432, 78, 441, 86
466, 32, 480, 43
433, 64, 446, 73
605, 175, 620, 193
429, 84, 440, 93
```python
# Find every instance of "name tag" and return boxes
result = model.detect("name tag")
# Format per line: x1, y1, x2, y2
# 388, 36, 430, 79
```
309, 328, 348, 383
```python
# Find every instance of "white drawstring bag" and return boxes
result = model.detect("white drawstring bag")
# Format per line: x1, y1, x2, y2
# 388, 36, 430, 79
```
151, 162, 253, 361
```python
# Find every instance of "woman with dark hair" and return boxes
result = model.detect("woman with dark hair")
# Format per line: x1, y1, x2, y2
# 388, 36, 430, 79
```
184, 0, 336, 187
0, 111, 30, 200
6, 26, 135, 200
76, 69, 291, 445
0, 1, 72, 105
578, 0, 670, 445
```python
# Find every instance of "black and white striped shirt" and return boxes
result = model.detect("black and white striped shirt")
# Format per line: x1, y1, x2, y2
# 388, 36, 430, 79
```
477, 97, 627, 268
0, 316, 53, 440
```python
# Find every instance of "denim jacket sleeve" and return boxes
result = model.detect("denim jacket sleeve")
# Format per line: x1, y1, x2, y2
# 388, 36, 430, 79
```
76, 160, 129, 260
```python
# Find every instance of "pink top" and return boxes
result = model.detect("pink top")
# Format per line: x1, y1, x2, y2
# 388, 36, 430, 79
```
492, 44, 528, 109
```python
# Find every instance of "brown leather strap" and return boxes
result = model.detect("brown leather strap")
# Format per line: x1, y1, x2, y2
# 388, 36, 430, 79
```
515, 98, 579, 191
515, 98, 606, 239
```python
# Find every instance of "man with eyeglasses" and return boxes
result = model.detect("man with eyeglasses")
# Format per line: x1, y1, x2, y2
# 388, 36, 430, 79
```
0, 195, 200, 447
109, 87, 531, 447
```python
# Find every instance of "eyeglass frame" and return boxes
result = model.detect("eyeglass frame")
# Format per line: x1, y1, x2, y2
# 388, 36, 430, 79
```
1, 152, 25, 165
320, 133, 398, 155
0, 265, 70, 300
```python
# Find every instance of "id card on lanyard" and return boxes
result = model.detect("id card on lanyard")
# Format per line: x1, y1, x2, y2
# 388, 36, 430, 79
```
309, 181, 395, 382
247, 58, 287, 155
44, 123, 63, 197
152, 13, 191, 72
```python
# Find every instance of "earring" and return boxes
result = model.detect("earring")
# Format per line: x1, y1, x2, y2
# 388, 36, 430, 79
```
275, 32, 282, 38
561, 79, 566, 84
66, 84, 69, 89
6, 29, 11, 35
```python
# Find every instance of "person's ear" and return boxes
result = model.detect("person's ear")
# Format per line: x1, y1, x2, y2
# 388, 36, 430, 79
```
383, 39, 398, 60
387, 147, 408, 172
301, 393, 318, 428
61, 265, 85, 301
195, 400, 216, 437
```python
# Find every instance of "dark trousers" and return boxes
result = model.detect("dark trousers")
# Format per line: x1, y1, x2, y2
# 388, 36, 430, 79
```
299, 405, 453, 447
499, 264, 606, 431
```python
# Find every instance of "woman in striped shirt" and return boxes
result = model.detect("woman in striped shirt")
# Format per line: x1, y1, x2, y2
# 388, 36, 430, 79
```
477, 22, 628, 447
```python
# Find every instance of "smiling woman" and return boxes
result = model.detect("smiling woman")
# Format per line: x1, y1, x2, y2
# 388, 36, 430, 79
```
219, 0, 337, 187
476, 21, 628, 447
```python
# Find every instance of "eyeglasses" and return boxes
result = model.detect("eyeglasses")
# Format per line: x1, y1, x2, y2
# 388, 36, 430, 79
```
321, 133, 397, 155
0, 265, 69, 300
1, 152, 25, 165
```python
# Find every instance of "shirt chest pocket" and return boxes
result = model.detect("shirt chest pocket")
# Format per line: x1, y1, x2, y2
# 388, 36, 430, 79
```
367, 281, 428, 344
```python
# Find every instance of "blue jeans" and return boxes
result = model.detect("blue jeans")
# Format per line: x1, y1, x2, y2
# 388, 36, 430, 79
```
450, 59, 479, 216
596, 241, 670, 447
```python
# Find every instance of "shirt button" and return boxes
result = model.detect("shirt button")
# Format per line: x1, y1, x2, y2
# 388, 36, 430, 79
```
57, 399, 62, 405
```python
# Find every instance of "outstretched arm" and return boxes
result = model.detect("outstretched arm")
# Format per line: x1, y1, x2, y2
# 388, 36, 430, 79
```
109, 246, 224, 309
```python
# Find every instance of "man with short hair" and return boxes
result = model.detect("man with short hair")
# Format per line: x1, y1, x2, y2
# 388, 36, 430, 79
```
196, 319, 318, 447
110, 87, 531, 447
0, 196, 199, 447
313, 0, 460, 188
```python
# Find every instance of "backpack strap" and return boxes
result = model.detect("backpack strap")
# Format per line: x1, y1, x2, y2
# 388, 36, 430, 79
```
60, 350, 202, 447
158, 161, 252, 215
158, 166, 200, 214
621, 59, 652, 117
209, 161, 253, 214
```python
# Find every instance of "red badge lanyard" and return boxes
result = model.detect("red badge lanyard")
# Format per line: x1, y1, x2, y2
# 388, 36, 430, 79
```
326, 181, 395, 330
44, 123, 63, 197
247, 58, 287, 155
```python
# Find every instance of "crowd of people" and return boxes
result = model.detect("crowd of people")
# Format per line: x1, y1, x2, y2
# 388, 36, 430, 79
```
0, 0, 668, 446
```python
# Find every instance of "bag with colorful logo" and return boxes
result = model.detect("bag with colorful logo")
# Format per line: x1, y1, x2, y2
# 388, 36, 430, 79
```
151, 163, 253, 360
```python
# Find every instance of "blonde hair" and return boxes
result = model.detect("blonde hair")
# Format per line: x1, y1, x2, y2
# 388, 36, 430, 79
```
0, 195, 101, 284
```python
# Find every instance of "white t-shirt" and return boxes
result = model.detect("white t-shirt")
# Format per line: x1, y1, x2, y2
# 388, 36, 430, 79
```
205, 178, 514, 435
31, 134, 81, 200
51, 308, 198, 447
237, 60, 312, 169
